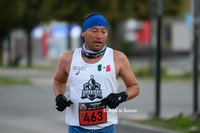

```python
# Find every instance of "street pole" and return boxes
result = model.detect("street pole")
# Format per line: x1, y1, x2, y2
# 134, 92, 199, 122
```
155, 0, 163, 118
193, 0, 199, 114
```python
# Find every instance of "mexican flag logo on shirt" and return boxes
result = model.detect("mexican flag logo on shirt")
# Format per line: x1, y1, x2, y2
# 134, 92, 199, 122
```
97, 64, 111, 72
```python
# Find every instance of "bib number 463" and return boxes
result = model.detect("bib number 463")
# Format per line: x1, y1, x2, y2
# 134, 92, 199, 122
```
79, 109, 107, 125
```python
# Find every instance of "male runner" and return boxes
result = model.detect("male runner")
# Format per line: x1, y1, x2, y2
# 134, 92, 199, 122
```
53, 13, 139, 133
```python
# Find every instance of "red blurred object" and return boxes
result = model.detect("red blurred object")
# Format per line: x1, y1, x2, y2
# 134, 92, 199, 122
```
42, 33, 48, 58
136, 21, 151, 46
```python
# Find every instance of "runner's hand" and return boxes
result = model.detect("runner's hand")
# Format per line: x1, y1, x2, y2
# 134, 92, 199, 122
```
55, 94, 73, 112
101, 91, 128, 109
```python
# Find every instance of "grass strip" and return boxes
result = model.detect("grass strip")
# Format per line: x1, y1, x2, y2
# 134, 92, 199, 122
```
0, 77, 31, 85
137, 115, 200, 133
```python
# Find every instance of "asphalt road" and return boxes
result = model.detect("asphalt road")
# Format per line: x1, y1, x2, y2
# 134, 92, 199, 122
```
1, 67, 196, 133
0, 84, 184, 133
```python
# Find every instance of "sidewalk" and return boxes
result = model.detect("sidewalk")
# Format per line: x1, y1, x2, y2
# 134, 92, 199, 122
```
0, 67, 55, 86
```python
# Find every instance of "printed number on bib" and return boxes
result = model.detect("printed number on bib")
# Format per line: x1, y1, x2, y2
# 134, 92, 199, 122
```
79, 101, 107, 125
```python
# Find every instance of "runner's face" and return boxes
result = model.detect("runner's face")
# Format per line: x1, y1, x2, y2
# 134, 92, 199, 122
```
82, 26, 108, 52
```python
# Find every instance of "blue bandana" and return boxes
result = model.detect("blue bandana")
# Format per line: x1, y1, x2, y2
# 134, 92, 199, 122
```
83, 14, 108, 32
82, 14, 108, 42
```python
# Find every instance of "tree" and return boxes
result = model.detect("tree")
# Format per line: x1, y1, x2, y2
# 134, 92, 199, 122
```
0, 0, 58, 66
0, 0, 22, 66
0, 0, 190, 66
46, 0, 189, 48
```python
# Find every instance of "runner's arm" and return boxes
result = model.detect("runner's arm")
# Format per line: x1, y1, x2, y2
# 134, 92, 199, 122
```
53, 53, 69, 97
116, 51, 140, 100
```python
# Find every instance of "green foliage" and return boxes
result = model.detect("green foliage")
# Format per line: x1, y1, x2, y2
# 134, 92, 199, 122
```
0, 0, 191, 66
137, 115, 200, 132
0, 0, 190, 29
0, 77, 31, 85
132, 66, 193, 80
163, 0, 190, 17
19, 65, 57, 72
133, 66, 167, 78
162, 73, 191, 80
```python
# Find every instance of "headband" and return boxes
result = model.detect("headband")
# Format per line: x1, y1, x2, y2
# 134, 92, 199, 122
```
82, 14, 108, 32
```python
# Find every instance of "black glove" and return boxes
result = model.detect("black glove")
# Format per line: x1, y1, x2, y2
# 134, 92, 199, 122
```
101, 91, 128, 109
55, 94, 73, 112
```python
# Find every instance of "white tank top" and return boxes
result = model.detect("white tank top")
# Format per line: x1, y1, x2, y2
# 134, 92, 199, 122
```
65, 47, 119, 129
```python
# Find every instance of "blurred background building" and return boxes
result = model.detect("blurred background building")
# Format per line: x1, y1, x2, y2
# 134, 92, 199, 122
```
0, 0, 198, 68
2, 21, 82, 66
1, 17, 195, 67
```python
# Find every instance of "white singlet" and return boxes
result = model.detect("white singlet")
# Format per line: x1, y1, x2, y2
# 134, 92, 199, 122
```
65, 47, 119, 130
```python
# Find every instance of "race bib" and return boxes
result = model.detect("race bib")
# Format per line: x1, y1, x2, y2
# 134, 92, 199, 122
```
79, 101, 107, 126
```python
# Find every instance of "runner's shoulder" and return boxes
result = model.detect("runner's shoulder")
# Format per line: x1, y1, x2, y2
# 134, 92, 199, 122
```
59, 50, 75, 64
113, 50, 128, 62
